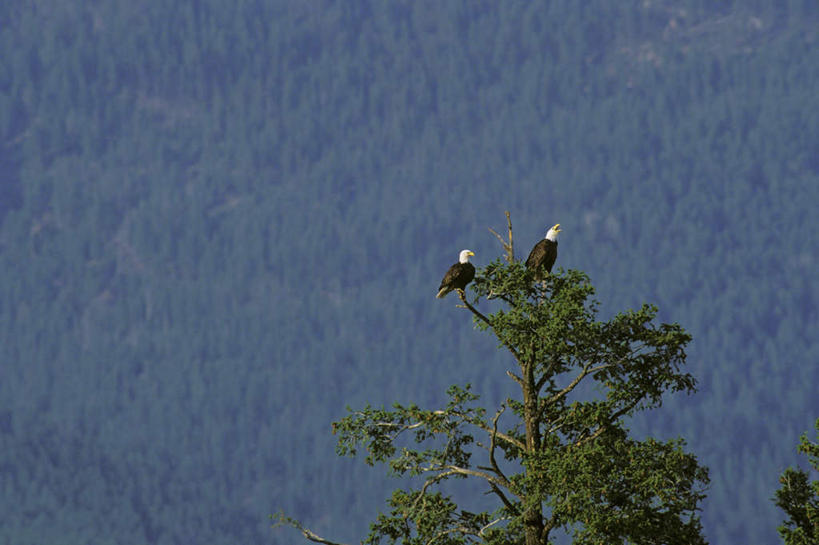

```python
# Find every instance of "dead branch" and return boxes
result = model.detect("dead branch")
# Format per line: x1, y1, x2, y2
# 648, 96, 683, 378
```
479, 516, 513, 536
488, 210, 515, 262
272, 512, 351, 545
544, 361, 615, 407
506, 369, 523, 387
426, 525, 479, 545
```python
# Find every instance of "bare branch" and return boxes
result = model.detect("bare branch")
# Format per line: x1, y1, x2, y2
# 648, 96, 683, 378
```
458, 290, 492, 326
535, 356, 561, 392
483, 405, 521, 515
545, 363, 593, 406
459, 291, 524, 363
485, 289, 513, 303
543, 344, 653, 408
423, 503, 514, 543
470, 421, 526, 452
474, 433, 525, 453
488, 226, 508, 251
272, 513, 351, 545
506, 369, 523, 387
573, 424, 607, 447
531, 336, 634, 395
488, 211, 515, 262
487, 482, 520, 515
545, 361, 616, 407
426, 526, 478, 545
444, 464, 514, 493
411, 469, 461, 513
359, 416, 427, 443
505, 210, 514, 262
488, 406, 509, 484
545, 413, 568, 435
606, 396, 643, 424
480, 516, 513, 536
572, 397, 643, 447
446, 405, 525, 452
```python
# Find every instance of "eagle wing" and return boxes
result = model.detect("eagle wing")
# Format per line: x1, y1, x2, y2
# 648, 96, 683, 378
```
526, 240, 546, 269
526, 240, 557, 274
439, 263, 463, 291
437, 263, 476, 298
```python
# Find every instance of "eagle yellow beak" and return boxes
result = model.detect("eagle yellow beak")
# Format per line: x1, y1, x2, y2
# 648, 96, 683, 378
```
468, 251, 475, 256
553, 223, 561, 232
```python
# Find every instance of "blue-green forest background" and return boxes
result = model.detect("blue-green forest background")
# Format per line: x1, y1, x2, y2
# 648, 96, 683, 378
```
1, 1, 817, 544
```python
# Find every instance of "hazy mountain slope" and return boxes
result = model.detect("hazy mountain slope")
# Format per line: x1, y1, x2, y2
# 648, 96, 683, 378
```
0, 2, 816, 544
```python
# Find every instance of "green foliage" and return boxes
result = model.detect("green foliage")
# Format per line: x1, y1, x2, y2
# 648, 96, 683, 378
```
327, 263, 709, 544
333, 385, 482, 472
775, 419, 819, 545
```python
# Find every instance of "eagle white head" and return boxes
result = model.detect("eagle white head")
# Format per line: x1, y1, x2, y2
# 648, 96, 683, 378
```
545, 224, 561, 242
459, 249, 475, 264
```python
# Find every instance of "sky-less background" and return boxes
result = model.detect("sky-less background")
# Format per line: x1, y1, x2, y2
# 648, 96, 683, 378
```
1, 1, 817, 544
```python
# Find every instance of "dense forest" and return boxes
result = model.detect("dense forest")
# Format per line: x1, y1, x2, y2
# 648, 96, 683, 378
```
1, 1, 817, 544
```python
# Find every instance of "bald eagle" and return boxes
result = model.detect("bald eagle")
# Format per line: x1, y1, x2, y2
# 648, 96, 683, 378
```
436, 249, 475, 299
526, 224, 560, 280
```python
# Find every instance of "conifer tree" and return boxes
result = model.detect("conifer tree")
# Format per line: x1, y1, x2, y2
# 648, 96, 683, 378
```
276, 216, 709, 545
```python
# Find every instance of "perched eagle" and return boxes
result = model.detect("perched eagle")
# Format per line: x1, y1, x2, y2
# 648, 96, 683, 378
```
526, 224, 561, 280
436, 249, 476, 299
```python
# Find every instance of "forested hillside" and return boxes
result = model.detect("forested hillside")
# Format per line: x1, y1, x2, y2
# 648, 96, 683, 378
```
1, 1, 817, 544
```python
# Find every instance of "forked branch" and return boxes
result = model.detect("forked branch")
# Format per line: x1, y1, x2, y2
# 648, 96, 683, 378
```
425, 516, 512, 545
488, 406, 507, 479
436, 463, 511, 489
572, 397, 643, 447
469, 418, 526, 452
488, 210, 515, 262
545, 361, 614, 407
411, 469, 461, 512
485, 405, 521, 515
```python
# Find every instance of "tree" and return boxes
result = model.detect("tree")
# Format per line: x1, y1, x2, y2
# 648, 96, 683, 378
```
774, 419, 819, 545
276, 217, 709, 545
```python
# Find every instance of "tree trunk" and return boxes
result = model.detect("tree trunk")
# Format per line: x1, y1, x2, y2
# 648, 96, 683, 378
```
523, 359, 545, 545
524, 509, 545, 545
